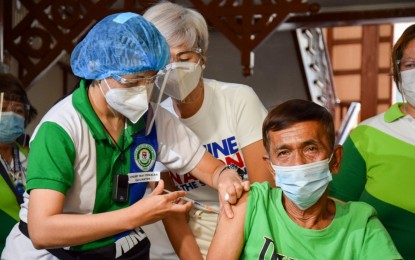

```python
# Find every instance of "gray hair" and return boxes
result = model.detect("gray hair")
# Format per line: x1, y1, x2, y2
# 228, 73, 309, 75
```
143, 1, 209, 53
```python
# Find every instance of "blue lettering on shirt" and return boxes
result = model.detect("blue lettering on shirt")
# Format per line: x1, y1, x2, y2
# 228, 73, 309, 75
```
204, 136, 239, 157
170, 136, 245, 192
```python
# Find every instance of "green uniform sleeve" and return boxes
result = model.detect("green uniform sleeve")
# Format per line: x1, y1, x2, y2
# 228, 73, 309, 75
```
329, 133, 366, 201
27, 122, 76, 194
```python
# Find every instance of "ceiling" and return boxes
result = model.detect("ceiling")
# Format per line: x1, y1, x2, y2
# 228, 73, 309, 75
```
281, 0, 415, 30
1, 0, 414, 85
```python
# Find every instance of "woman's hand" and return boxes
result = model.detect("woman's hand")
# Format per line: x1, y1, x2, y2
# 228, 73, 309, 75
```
216, 168, 250, 218
130, 180, 192, 226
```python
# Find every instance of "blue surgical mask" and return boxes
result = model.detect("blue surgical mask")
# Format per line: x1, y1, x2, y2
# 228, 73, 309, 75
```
0, 111, 25, 144
272, 156, 332, 210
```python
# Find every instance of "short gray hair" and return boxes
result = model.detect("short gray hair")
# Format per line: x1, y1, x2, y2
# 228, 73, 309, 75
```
143, 1, 209, 53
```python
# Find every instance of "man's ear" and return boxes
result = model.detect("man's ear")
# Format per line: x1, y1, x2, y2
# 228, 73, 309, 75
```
329, 144, 343, 174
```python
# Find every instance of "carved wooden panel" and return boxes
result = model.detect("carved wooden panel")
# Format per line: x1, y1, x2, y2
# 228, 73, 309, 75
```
3, 0, 320, 87
191, 0, 320, 76
295, 27, 337, 114
3, 0, 155, 87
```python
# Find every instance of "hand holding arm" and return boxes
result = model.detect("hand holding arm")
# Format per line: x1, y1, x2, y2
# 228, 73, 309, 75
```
189, 151, 250, 218
215, 165, 250, 218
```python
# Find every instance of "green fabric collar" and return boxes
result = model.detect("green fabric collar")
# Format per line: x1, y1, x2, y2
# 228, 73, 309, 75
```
384, 102, 405, 123
72, 80, 146, 143
72, 80, 107, 140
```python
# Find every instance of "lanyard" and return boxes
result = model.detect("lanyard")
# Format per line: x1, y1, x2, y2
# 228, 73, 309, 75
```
12, 144, 22, 173
0, 146, 24, 205
0, 144, 26, 197
1, 144, 23, 179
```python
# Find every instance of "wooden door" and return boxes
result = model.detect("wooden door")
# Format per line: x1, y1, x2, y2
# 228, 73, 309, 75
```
326, 25, 393, 123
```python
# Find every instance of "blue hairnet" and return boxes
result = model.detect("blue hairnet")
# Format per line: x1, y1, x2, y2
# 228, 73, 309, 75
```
70, 12, 170, 80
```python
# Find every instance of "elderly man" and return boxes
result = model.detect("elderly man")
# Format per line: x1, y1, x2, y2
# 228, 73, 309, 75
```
207, 99, 402, 259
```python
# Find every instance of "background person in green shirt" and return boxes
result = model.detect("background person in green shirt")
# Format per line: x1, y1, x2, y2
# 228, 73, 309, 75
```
0, 73, 37, 253
208, 99, 401, 260
330, 24, 415, 260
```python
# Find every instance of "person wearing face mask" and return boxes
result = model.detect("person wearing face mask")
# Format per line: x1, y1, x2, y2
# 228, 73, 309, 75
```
143, 2, 274, 259
1, 12, 248, 260
0, 73, 37, 253
329, 24, 415, 260
207, 99, 402, 260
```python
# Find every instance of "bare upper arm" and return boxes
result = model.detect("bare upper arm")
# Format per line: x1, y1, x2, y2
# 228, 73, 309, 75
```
207, 191, 248, 259
27, 189, 65, 244
28, 189, 65, 220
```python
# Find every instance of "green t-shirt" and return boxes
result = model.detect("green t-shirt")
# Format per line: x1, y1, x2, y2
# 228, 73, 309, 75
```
243, 182, 401, 260
330, 103, 415, 259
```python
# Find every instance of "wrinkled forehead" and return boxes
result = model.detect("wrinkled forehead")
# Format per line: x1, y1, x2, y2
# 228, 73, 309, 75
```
269, 121, 330, 148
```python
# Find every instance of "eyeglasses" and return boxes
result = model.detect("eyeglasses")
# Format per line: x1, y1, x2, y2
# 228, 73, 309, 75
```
171, 48, 202, 63
112, 74, 157, 86
398, 58, 415, 71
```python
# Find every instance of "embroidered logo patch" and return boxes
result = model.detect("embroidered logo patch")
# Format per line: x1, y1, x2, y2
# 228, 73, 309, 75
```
134, 144, 156, 171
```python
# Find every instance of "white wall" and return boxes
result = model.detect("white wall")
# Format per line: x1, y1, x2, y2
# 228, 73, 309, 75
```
205, 28, 308, 110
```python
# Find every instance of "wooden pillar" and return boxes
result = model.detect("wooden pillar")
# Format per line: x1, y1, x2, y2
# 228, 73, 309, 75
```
360, 25, 379, 120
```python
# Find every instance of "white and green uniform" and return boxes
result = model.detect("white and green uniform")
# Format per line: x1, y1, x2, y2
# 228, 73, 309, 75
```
144, 78, 267, 259
1, 80, 205, 259
243, 183, 402, 260
330, 102, 415, 260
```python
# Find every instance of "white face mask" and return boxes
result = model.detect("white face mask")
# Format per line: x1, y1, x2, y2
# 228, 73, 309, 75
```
156, 61, 202, 101
401, 69, 415, 107
272, 157, 332, 210
100, 79, 149, 124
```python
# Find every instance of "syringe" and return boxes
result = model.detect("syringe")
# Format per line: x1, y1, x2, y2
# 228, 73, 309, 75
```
163, 189, 220, 214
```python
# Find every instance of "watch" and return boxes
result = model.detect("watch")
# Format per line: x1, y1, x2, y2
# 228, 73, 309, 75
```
219, 163, 245, 179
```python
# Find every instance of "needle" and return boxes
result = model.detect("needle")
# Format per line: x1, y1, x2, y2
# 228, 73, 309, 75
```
163, 189, 219, 214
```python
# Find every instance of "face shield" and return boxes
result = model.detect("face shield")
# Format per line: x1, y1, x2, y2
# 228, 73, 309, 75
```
145, 69, 171, 135
155, 48, 203, 102
155, 61, 202, 102
0, 92, 27, 144
108, 73, 168, 136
